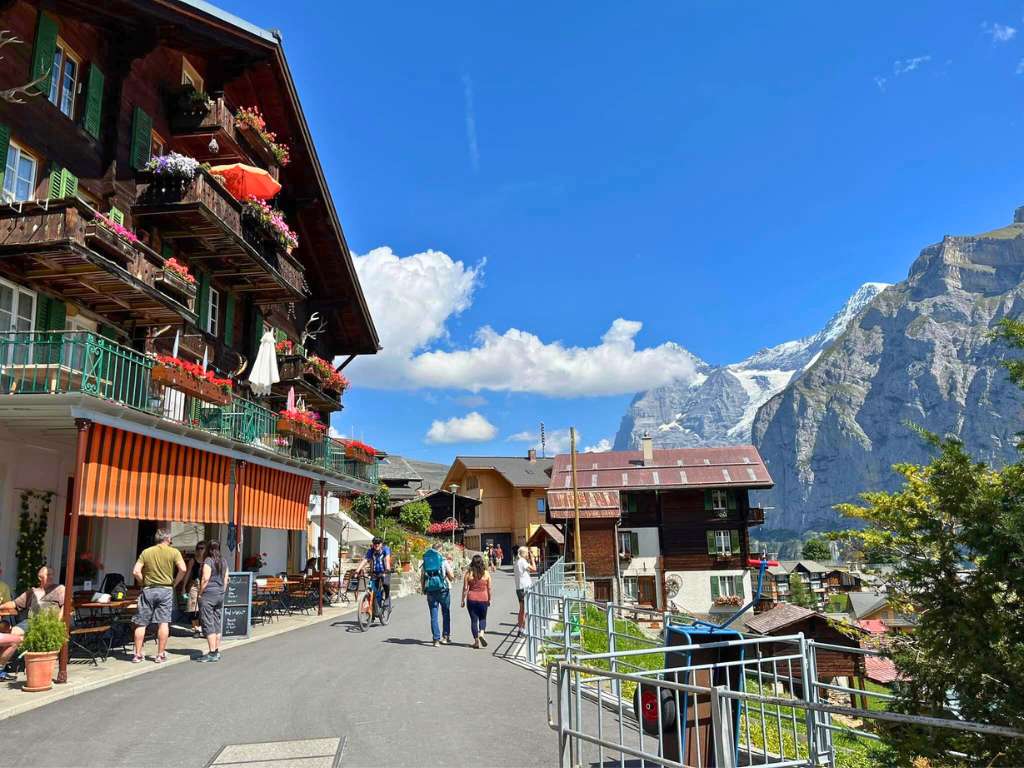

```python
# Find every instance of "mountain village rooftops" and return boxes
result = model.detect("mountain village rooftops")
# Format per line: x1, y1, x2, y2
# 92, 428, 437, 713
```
847, 591, 890, 619
548, 445, 772, 491
546, 489, 622, 519
445, 455, 555, 488
745, 603, 819, 635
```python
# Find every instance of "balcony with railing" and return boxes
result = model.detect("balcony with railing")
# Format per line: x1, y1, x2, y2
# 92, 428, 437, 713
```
0, 198, 197, 326
273, 355, 345, 412
0, 331, 377, 487
133, 168, 307, 302
168, 94, 281, 179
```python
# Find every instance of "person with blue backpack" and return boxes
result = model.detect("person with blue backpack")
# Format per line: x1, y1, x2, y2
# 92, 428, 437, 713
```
421, 543, 454, 646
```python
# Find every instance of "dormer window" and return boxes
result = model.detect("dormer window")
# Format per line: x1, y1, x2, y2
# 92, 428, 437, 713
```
48, 39, 80, 119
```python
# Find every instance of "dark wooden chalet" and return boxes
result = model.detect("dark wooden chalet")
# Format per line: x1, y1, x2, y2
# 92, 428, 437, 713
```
0, 0, 381, 682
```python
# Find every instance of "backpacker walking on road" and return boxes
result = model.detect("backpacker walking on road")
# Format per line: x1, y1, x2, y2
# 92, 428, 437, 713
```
422, 543, 454, 647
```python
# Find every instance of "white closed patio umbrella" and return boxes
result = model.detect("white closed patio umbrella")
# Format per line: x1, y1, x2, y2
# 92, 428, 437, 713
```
248, 330, 280, 395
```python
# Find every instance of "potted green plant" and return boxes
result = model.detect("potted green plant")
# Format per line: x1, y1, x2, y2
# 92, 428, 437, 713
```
20, 607, 67, 692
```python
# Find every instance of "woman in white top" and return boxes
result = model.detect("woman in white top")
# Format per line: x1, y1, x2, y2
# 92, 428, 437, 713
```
514, 546, 537, 632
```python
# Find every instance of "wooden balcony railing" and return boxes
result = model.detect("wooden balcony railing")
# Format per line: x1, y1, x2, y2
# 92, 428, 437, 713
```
133, 169, 307, 301
169, 96, 279, 180
0, 331, 378, 486
273, 355, 344, 412
0, 199, 197, 326
749, 507, 766, 525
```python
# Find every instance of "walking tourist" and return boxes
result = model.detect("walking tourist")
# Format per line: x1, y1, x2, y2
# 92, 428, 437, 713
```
132, 528, 186, 664
195, 540, 228, 663
515, 546, 537, 633
184, 541, 207, 638
0, 566, 65, 681
494, 544, 504, 569
422, 543, 454, 646
461, 554, 491, 649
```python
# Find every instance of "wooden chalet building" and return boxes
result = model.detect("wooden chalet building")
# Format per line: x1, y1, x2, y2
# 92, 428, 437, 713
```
547, 436, 771, 611
0, 0, 380, 677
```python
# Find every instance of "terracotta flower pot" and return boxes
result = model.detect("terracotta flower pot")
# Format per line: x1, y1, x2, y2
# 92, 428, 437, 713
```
402, 563, 412, 573
22, 650, 59, 692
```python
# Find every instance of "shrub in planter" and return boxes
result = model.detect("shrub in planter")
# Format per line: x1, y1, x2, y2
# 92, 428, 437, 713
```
20, 607, 67, 692
399, 501, 431, 534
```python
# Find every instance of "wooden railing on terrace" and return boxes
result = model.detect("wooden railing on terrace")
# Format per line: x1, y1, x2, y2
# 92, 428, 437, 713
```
0, 331, 377, 485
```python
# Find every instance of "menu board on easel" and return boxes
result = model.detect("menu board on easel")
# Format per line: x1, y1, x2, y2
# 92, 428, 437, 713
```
222, 571, 253, 640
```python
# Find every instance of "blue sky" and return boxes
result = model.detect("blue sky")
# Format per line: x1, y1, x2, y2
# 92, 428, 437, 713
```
219, 0, 1024, 463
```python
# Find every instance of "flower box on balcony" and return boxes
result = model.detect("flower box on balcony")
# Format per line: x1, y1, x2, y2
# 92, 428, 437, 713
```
152, 362, 232, 406
344, 440, 376, 464
155, 266, 198, 307
83, 222, 136, 268
276, 417, 325, 443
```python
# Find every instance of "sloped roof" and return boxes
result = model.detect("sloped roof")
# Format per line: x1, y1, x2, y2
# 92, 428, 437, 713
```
378, 455, 423, 483
780, 560, 831, 574
863, 653, 899, 684
746, 603, 818, 635
448, 456, 554, 488
848, 591, 889, 619
547, 490, 621, 519
407, 459, 448, 491
527, 523, 565, 546
548, 445, 772, 491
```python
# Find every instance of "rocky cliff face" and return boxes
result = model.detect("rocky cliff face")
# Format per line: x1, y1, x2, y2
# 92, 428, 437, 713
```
752, 211, 1024, 532
613, 283, 888, 450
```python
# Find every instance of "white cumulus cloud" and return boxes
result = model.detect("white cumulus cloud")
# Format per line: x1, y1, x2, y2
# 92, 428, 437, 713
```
348, 248, 700, 397
584, 438, 613, 453
508, 428, 612, 456
982, 21, 1016, 43
425, 412, 498, 444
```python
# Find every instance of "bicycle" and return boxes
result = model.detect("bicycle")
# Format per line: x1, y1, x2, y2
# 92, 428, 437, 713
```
356, 571, 392, 630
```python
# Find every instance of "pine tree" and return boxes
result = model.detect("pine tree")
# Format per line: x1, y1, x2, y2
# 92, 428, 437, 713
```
787, 573, 817, 609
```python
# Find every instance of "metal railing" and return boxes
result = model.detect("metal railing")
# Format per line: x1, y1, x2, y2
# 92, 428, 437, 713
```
543, 626, 1024, 767
0, 331, 377, 486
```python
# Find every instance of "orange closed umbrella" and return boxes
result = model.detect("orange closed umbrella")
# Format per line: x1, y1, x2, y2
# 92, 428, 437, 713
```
209, 163, 282, 201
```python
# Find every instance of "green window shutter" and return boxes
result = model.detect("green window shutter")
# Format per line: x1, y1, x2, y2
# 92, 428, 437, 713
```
34, 294, 51, 330
48, 166, 64, 199
62, 170, 78, 199
735, 577, 744, 600
706, 529, 716, 555
730, 530, 740, 555
30, 12, 59, 100
98, 324, 118, 340
223, 293, 235, 346
83, 64, 104, 139
710, 576, 720, 599
704, 490, 713, 512
196, 270, 210, 328
109, 207, 124, 225
247, 302, 263, 362
0, 123, 10, 192
161, 242, 173, 259
727, 490, 737, 511
129, 107, 152, 170
629, 532, 639, 554
46, 300, 66, 331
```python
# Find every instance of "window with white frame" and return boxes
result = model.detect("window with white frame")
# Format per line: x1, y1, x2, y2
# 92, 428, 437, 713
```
622, 576, 638, 601
618, 530, 639, 558
206, 287, 220, 336
711, 574, 744, 599
48, 39, 80, 119
715, 529, 733, 556
181, 57, 204, 92
711, 489, 728, 513
0, 277, 35, 364
3, 141, 38, 202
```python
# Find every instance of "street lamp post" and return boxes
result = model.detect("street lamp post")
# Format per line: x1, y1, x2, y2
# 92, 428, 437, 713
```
449, 483, 459, 546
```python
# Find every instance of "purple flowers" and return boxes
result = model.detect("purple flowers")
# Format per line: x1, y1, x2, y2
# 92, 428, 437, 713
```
144, 152, 200, 180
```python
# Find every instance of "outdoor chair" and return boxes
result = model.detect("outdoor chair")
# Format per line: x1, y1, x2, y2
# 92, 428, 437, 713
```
69, 624, 113, 666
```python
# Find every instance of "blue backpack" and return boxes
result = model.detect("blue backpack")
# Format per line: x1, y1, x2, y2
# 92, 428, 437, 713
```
422, 549, 448, 594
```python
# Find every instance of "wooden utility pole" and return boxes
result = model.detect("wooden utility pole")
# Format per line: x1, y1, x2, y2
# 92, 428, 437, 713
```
569, 427, 583, 586
58, 418, 90, 684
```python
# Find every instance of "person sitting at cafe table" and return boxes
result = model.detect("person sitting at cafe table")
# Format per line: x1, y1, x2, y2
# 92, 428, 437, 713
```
0, 566, 65, 681
131, 528, 186, 665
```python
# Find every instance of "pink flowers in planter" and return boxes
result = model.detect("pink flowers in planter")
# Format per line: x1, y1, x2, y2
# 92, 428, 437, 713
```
164, 257, 197, 285
242, 196, 299, 253
427, 520, 459, 535
96, 214, 139, 243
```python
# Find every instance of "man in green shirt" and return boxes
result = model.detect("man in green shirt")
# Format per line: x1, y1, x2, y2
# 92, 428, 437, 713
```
131, 528, 185, 664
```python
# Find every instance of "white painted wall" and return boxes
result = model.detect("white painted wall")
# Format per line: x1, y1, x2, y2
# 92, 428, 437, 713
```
619, 526, 659, 558
260, 528, 288, 575
99, 519, 139, 584
666, 569, 752, 615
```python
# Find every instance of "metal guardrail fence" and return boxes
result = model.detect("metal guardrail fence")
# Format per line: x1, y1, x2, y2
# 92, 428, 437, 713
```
0, 331, 378, 485
523, 570, 1024, 767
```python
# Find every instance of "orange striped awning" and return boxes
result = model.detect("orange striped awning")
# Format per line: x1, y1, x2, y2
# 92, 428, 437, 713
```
239, 462, 312, 530
79, 424, 230, 523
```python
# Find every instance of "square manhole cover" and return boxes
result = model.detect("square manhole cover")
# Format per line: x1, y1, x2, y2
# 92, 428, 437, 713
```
208, 737, 344, 768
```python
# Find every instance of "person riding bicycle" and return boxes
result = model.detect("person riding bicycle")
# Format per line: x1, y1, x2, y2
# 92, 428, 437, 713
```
355, 537, 392, 605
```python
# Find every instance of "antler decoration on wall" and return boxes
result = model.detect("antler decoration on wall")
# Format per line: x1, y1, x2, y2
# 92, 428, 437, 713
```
232, 353, 249, 378
0, 31, 49, 104
300, 312, 327, 347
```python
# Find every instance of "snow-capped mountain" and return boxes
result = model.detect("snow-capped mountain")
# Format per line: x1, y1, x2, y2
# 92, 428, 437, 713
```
612, 283, 890, 450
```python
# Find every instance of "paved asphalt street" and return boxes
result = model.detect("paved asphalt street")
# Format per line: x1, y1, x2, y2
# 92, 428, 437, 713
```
3, 570, 555, 768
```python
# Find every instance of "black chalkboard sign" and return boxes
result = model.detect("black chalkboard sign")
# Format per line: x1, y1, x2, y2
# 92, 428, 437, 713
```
222, 571, 253, 640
